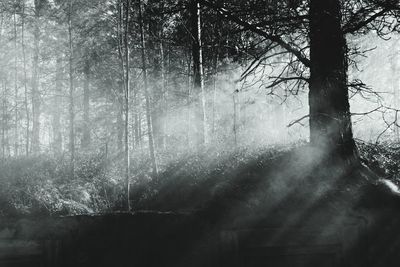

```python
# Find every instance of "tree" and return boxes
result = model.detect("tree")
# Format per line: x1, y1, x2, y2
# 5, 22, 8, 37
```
123, 0, 130, 210
139, 0, 158, 176
190, 0, 206, 146
31, 0, 44, 154
82, 60, 91, 148
13, 4, 19, 156
200, 0, 400, 161
308, 0, 357, 161
52, 56, 63, 154
68, 0, 75, 177
21, 0, 30, 156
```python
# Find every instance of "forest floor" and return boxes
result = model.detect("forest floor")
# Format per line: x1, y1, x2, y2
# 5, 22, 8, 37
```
2, 142, 400, 267
132, 141, 400, 213
1, 140, 400, 218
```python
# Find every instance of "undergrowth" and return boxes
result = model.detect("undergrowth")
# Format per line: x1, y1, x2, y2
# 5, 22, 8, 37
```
0, 140, 398, 217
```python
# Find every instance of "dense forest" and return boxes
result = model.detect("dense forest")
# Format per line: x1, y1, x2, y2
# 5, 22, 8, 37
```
0, 0, 400, 216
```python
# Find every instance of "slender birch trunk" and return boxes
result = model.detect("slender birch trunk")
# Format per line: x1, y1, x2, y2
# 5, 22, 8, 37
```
190, 0, 206, 146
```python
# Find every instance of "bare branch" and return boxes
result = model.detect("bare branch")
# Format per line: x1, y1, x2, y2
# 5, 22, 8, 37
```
287, 114, 309, 128
199, 0, 311, 67
344, 8, 389, 34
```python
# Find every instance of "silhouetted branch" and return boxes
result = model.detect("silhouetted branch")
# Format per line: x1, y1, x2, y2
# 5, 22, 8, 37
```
287, 114, 309, 128
344, 8, 389, 34
199, 0, 311, 67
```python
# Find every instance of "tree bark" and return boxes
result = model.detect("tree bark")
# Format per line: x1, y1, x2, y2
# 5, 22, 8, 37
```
139, 0, 158, 176
2, 80, 9, 159
186, 50, 192, 146
13, 9, 18, 156
190, 0, 206, 146
31, 0, 41, 154
82, 61, 91, 149
52, 56, 63, 154
68, 0, 75, 177
123, 0, 131, 211
134, 86, 141, 148
116, 101, 123, 152
21, 0, 30, 156
309, 0, 358, 162
159, 36, 167, 150
116, 0, 125, 153
212, 50, 218, 139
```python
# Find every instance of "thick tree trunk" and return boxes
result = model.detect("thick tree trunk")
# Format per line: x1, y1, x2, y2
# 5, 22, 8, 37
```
190, 0, 206, 146
52, 57, 63, 154
82, 61, 91, 149
139, 0, 158, 177
309, 0, 358, 162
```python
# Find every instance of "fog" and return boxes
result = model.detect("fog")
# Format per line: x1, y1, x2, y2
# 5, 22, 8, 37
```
0, 0, 398, 217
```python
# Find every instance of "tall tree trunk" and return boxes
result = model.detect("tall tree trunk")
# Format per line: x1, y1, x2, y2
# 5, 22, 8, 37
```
159, 36, 167, 150
31, 0, 41, 154
123, 0, 131, 211
116, 101, 123, 151
211, 10, 223, 141
309, 0, 358, 162
1, 81, 4, 159
68, 0, 75, 177
190, 0, 206, 146
186, 50, 192, 146
21, 0, 29, 156
82, 61, 91, 149
116, 0, 125, 154
0, 10, 3, 159
2, 80, 8, 159
13, 9, 18, 156
211, 51, 218, 139
134, 87, 140, 148
130, 88, 135, 150
139, 0, 158, 176
52, 56, 63, 154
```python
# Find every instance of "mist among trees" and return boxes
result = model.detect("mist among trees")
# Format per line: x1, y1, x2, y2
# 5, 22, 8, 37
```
0, 0, 399, 215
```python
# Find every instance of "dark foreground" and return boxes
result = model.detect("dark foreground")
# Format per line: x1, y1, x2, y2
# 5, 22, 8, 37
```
0, 207, 398, 267
1, 146, 400, 267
